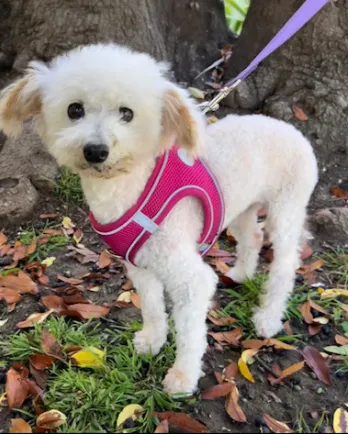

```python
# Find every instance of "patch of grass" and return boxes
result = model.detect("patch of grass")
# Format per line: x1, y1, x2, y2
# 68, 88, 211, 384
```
294, 409, 329, 434
55, 167, 84, 204
321, 248, 348, 287
4, 317, 179, 433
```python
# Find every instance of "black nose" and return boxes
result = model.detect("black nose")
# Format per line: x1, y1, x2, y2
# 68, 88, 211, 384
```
83, 144, 109, 163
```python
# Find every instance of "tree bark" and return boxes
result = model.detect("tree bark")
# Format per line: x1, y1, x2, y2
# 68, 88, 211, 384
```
225, 0, 348, 204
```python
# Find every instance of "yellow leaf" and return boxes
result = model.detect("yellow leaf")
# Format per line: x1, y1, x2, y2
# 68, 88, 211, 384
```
238, 349, 258, 383
317, 287, 325, 295
37, 410, 67, 429
188, 87, 206, 100
117, 291, 133, 303
71, 347, 105, 368
207, 116, 219, 124
312, 316, 329, 325
321, 289, 348, 300
117, 404, 144, 428
41, 257, 56, 267
333, 408, 348, 433
62, 216, 74, 230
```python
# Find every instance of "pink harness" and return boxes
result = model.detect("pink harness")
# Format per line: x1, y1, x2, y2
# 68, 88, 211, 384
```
90, 146, 225, 265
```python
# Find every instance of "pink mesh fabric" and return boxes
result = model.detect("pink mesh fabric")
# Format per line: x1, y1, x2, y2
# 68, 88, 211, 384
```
90, 146, 225, 265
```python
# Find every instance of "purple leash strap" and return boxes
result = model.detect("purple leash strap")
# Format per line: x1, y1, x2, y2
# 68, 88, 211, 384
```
202, 0, 330, 113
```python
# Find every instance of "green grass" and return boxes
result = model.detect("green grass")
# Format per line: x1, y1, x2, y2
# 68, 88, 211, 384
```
55, 167, 84, 204
3, 317, 180, 433
321, 248, 348, 287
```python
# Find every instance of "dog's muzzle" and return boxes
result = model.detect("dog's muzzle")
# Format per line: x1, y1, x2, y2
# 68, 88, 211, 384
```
83, 143, 109, 163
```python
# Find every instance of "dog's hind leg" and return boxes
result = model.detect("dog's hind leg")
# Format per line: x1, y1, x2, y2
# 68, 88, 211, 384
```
225, 204, 263, 283
127, 265, 168, 356
252, 198, 307, 338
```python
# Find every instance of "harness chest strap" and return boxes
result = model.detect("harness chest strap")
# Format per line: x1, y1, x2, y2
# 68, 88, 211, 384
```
90, 146, 225, 265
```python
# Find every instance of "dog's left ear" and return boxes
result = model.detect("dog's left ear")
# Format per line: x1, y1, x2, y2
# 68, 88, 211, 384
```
160, 85, 205, 157
0, 61, 48, 137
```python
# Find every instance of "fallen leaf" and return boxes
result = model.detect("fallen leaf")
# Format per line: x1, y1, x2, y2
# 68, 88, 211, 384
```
16, 310, 54, 329
335, 335, 348, 346
155, 420, 169, 434
272, 363, 283, 378
6, 367, 30, 409
308, 324, 323, 336
26, 240, 37, 256
0, 318, 9, 327
62, 216, 75, 230
117, 404, 144, 428
62, 294, 89, 305
242, 340, 266, 350
214, 371, 223, 384
301, 244, 313, 260
9, 419, 32, 433
297, 259, 324, 275
302, 346, 331, 385
41, 257, 56, 267
225, 385, 247, 423
188, 87, 206, 100
154, 412, 208, 433
209, 328, 243, 347
309, 300, 330, 316
29, 355, 54, 371
122, 280, 134, 291
331, 187, 348, 199
211, 259, 231, 274
40, 213, 58, 220
312, 316, 329, 325
117, 291, 133, 304
299, 300, 314, 324
264, 413, 293, 433
66, 245, 99, 264
37, 410, 67, 429
130, 292, 141, 309
268, 361, 305, 385
207, 116, 219, 124
57, 274, 83, 285
66, 303, 110, 320
283, 321, 294, 336
0, 271, 38, 294
73, 228, 83, 244
42, 295, 66, 312
201, 382, 233, 400
0, 288, 21, 305
242, 339, 296, 352
208, 311, 236, 326
292, 104, 308, 121
98, 250, 112, 269
71, 347, 105, 368
333, 408, 348, 433
0, 232, 7, 246
238, 349, 258, 383
321, 289, 348, 300
324, 345, 348, 356
41, 329, 65, 362
223, 361, 239, 381
207, 249, 233, 258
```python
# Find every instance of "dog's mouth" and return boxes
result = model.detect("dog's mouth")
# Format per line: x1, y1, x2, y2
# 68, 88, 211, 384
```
77, 156, 134, 178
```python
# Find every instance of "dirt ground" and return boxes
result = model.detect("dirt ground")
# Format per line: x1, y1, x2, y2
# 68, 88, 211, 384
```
0, 192, 347, 434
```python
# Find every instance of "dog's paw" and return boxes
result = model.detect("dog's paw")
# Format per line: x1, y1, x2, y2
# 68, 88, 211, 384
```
252, 308, 283, 338
133, 329, 165, 356
225, 267, 247, 284
162, 368, 197, 395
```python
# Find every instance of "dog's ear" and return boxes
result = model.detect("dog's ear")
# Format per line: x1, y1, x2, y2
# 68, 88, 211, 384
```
160, 85, 205, 157
0, 61, 48, 137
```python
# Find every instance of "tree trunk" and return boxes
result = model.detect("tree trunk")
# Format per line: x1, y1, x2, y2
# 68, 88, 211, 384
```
0, 0, 231, 225
225, 0, 348, 207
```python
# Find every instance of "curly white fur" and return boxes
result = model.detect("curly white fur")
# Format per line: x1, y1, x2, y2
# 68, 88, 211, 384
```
0, 43, 318, 395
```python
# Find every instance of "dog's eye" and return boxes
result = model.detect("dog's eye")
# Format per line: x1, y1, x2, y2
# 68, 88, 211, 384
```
119, 107, 133, 123
68, 103, 85, 120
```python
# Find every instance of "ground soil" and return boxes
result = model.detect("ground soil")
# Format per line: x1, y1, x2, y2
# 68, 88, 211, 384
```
0, 193, 347, 433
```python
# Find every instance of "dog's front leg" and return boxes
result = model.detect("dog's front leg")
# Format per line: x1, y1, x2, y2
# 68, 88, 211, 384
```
152, 253, 218, 395
127, 265, 168, 356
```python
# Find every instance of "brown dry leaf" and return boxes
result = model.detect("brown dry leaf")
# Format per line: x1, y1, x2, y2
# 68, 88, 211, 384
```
292, 104, 308, 121
209, 328, 243, 347
57, 274, 83, 285
29, 355, 54, 371
223, 361, 239, 381
207, 311, 236, 326
219, 275, 236, 287
298, 300, 314, 324
37, 410, 67, 429
62, 294, 89, 305
16, 310, 54, 329
264, 413, 293, 433
301, 244, 313, 260
66, 303, 110, 320
0, 271, 38, 294
0, 232, 7, 246
38, 275, 50, 286
66, 245, 99, 264
297, 259, 324, 275
225, 385, 247, 423
0, 243, 11, 256
309, 300, 330, 316
155, 419, 169, 434
201, 382, 233, 400
302, 346, 331, 385
242, 339, 296, 352
13, 245, 27, 261
264, 338, 297, 351
122, 280, 134, 291
268, 361, 305, 385
211, 259, 231, 274
40, 213, 58, 220
42, 295, 66, 312
154, 412, 208, 433
9, 419, 32, 433
41, 329, 65, 362
242, 340, 265, 350
272, 362, 283, 378
0, 288, 21, 305
283, 321, 294, 336
335, 335, 348, 346
214, 371, 223, 384
73, 228, 83, 244
331, 187, 348, 199
207, 249, 233, 258
130, 292, 141, 309
6, 367, 30, 409
98, 250, 112, 269
333, 408, 348, 433
26, 240, 37, 256
308, 324, 322, 336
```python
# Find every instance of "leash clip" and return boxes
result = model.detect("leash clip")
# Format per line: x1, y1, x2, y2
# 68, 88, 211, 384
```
199, 79, 242, 114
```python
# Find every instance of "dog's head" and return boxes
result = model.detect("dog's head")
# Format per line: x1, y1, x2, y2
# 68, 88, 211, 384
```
0, 44, 205, 179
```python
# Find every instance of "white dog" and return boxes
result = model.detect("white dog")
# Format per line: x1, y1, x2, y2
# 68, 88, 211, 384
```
0, 44, 318, 395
